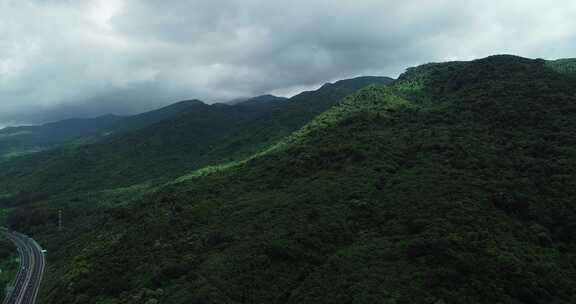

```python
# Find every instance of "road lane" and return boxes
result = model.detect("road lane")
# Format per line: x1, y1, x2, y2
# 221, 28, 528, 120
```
2, 232, 45, 304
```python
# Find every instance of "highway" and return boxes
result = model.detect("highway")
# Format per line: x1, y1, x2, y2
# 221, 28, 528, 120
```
2, 231, 45, 304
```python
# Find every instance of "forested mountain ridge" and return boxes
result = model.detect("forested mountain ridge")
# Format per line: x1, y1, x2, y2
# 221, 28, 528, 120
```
7, 55, 576, 304
205, 76, 395, 162
99, 99, 211, 136
0, 96, 285, 161
0, 99, 225, 160
0, 76, 393, 206
227, 95, 288, 106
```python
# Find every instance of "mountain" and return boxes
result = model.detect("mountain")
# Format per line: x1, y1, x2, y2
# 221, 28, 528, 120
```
5, 56, 576, 303
205, 76, 395, 161
0, 115, 122, 158
0, 76, 392, 204
0, 115, 122, 143
0, 99, 212, 159
102, 100, 210, 135
69, 99, 221, 146
227, 94, 288, 106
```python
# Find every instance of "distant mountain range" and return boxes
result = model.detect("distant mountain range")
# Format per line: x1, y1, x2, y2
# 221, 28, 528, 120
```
0, 91, 341, 159
0, 115, 122, 158
0, 94, 293, 159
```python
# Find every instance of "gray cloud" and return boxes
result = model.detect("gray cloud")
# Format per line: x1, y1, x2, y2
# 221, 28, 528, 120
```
1, 0, 576, 126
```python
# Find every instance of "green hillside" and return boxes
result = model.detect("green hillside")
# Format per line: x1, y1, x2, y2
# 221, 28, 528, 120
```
206, 76, 395, 162
6, 55, 576, 303
0, 76, 392, 205
101, 100, 213, 136
545, 58, 576, 76
0, 98, 218, 160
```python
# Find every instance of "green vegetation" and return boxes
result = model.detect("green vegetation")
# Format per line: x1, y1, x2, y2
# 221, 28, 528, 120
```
3, 56, 576, 303
0, 98, 224, 160
100, 100, 211, 136
0, 76, 392, 203
545, 58, 576, 76
0, 98, 245, 161
0, 233, 18, 301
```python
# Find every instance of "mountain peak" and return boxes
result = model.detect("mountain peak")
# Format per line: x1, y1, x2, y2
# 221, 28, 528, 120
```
235, 94, 288, 107
169, 99, 206, 107
320, 76, 394, 90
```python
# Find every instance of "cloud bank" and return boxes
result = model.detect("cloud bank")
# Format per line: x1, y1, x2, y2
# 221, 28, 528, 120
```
1, 0, 575, 125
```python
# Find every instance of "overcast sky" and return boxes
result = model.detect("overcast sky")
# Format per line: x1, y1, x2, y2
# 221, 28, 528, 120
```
1, 0, 575, 126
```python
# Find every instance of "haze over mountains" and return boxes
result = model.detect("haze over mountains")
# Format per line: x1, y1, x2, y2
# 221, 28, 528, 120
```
0, 95, 283, 150
0, 115, 122, 157
0, 77, 390, 160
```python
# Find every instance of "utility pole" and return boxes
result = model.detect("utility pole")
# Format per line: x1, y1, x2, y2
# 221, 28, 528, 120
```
58, 209, 63, 231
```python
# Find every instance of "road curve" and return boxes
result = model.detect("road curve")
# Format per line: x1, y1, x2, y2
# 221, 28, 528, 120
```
2, 231, 46, 304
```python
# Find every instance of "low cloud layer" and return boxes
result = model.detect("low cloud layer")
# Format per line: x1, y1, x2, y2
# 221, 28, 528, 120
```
1, 0, 575, 125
